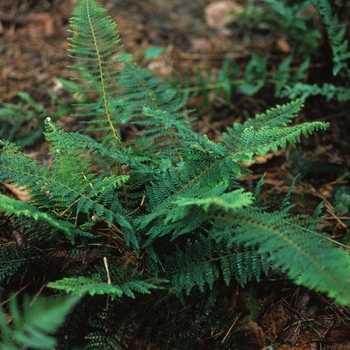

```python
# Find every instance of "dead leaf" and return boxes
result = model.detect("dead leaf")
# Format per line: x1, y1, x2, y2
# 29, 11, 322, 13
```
242, 149, 284, 167
189, 37, 212, 53
333, 343, 350, 350
243, 319, 266, 348
21, 13, 56, 37
3, 184, 31, 202
262, 302, 292, 338
205, 1, 244, 29
276, 35, 291, 53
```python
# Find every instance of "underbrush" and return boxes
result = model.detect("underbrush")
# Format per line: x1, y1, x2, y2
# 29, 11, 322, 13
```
0, 0, 349, 348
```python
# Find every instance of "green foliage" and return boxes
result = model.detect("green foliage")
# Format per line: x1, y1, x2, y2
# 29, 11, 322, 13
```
241, 0, 321, 54
0, 0, 348, 348
0, 86, 75, 147
0, 294, 80, 349
83, 289, 253, 350
310, 0, 350, 76
281, 82, 350, 101
170, 0, 350, 108
0, 193, 93, 243
48, 274, 163, 299
333, 186, 350, 216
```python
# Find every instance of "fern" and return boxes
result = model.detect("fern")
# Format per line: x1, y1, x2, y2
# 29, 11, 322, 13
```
0, 90, 74, 147
0, 294, 80, 349
0, 0, 349, 348
281, 82, 350, 101
48, 275, 163, 300
0, 244, 24, 285
210, 207, 350, 304
67, 0, 127, 148
0, 194, 92, 243
310, 0, 350, 76
165, 236, 269, 296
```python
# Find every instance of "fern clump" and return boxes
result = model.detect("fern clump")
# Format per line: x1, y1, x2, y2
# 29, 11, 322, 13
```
0, 0, 348, 348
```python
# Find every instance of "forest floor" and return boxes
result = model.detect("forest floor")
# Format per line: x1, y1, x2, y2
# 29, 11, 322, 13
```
1, 0, 350, 349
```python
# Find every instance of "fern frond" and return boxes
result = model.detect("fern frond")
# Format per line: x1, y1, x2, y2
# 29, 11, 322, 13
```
211, 208, 350, 305
0, 195, 92, 243
221, 99, 305, 148
48, 275, 162, 300
221, 100, 329, 162
281, 82, 350, 101
0, 244, 25, 285
67, 0, 124, 146
135, 150, 246, 244
45, 126, 151, 173
165, 237, 269, 295
172, 188, 253, 213
0, 294, 80, 349
310, 0, 350, 76
0, 135, 138, 247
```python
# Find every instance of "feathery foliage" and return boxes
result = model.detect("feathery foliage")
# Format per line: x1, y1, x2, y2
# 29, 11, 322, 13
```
311, 0, 350, 76
170, 0, 350, 108
0, 89, 74, 147
0, 0, 348, 348
0, 294, 80, 349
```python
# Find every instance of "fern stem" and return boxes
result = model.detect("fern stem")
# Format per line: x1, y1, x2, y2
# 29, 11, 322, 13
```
86, 0, 121, 148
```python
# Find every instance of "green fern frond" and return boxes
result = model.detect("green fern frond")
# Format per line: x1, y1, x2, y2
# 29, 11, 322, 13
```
0, 195, 92, 243
67, 0, 124, 146
48, 275, 163, 300
135, 152, 244, 243
165, 237, 269, 295
172, 188, 253, 213
281, 82, 350, 101
1, 123, 141, 248
211, 208, 350, 305
0, 245, 25, 285
254, 98, 304, 127
0, 294, 80, 350
221, 99, 305, 147
311, 0, 350, 76
221, 100, 329, 162
44, 126, 151, 180
136, 100, 328, 244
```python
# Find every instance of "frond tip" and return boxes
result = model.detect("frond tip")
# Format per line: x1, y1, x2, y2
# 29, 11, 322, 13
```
173, 188, 254, 213
68, 0, 124, 146
48, 276, 164, 300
